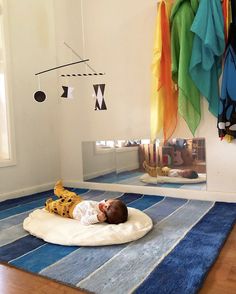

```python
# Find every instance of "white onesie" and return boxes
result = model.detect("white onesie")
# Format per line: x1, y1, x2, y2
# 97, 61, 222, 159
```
168, 169, 181, 177
72, 200, 102, 225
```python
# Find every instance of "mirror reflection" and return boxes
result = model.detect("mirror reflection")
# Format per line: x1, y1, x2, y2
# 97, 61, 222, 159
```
82, 138, 206, 190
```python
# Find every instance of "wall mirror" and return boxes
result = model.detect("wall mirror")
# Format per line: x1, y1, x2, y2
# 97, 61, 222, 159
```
82, 138, 207, 190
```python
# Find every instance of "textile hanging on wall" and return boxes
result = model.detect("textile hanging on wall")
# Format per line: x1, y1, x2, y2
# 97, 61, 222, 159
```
160, 0, 178, 141
222, 0, 231, 42
189, 0, 225, 117
170, 0, 200, 136
150, 0, 177, 141
150, 2, 164, 140
218, 5, 236, 141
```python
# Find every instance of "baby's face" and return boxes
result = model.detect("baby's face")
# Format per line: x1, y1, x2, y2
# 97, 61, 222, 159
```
98, 199, 116, 213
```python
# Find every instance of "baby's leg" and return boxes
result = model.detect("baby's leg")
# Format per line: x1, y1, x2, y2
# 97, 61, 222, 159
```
143, 161, 159, 177
54, 180, 82, 202
45, 197, 72, 218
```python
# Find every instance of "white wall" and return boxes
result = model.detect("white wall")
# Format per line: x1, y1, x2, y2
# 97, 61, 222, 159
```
54, 0, 153, 181
1, 0, 236, 201
55, 0, 236, 199
0, 0, 60, 197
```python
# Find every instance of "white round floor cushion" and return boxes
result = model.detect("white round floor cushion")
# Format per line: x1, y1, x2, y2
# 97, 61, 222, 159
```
140, 173, 207, 184
23, 207, 153, 246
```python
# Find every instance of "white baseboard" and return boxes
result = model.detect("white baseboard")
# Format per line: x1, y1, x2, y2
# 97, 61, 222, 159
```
1, 180, 235, 204
116, 164, 140, 174
0, 182, 55, 202
83, 168, 116, 181
64, 180, 236, 203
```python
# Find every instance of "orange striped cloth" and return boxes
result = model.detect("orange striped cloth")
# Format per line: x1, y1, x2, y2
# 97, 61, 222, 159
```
222, 0, 231, 42
150, 0, 178, 142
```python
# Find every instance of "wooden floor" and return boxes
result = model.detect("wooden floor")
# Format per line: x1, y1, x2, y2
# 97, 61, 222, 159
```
199, 224, 236, 294
0, 225, 235, 294
0, 263, 90, 294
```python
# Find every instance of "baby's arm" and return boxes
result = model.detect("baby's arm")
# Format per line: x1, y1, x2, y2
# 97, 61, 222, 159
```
80, 212, 106, 225
97, 212, 107, 223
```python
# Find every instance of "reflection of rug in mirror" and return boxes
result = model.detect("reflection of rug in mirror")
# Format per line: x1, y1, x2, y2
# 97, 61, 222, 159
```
87, 170, 207, 190
86, 170, 143, 183
1, 188, 235, 294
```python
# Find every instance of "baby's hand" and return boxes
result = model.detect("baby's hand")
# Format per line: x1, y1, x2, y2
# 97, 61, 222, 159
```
97, 212, 107, 223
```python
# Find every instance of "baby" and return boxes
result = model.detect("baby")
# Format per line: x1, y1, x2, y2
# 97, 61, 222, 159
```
143, 161, 198, 179
45, 180, 128, 225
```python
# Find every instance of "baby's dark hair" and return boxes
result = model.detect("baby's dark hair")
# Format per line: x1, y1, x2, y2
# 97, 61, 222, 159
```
189, 170, 198, 179
106, 200, 128, 224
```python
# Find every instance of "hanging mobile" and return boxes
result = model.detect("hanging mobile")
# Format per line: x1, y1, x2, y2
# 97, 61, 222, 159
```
33, 59, 89, 101
61, 85, 74, 99
63, 43, 107, 109
34, 76, 46, 102
94, 84, 107, 110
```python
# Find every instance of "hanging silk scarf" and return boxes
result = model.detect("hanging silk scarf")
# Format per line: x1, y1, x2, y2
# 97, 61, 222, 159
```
218, 10, 236, 140
170, 0, 200, 136
150, 0, 177, 141
161, 2, 178, 141
189, 0, 225, 118
150, 2, 164, 140
222, 0, 231, 42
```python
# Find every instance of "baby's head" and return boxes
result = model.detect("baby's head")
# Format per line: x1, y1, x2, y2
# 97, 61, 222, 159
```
99, 199, 128, 224
181, 169, 198, 179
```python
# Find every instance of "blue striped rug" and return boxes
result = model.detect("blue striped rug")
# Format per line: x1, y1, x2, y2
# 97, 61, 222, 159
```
0, 189, 235, 294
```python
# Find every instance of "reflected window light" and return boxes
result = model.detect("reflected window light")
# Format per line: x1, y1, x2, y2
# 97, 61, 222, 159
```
115, 140, 126, 148
140, 139, 150, 145
96, 140, 115, 149
0, 2, 10, 161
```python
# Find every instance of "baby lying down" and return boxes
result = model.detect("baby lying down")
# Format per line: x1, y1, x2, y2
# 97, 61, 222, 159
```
45, 180, 128, 226
143, 161, 198, 179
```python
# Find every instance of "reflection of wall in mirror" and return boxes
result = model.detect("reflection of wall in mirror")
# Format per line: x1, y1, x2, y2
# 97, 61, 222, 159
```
82, 142, 116, 180
82, 142, 140, 181
116, 146, 139, 174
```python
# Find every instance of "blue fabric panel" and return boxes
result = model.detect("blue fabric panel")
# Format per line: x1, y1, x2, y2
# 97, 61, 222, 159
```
10, 243, 79, 273
0, 211, 35, 231
40, 198, 187, 284
0, 188, 89, 211
0, 191, 130, 221
0, 223, 28, 247
0, 190, 53, 211
76, 190, 124, 203
117, 193, 144, 205
0, 189, 234, 294
12, 196, 162, 283
0, 235, 45, 262
135, 202, 236, 294
78, 201, 213, 293
0, 198, 56, 220
40, 244, 126, 285
128, 195, 164, 210
146, 197, 187, 225
75, 189, 105, 198
103, 191, 124, 199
